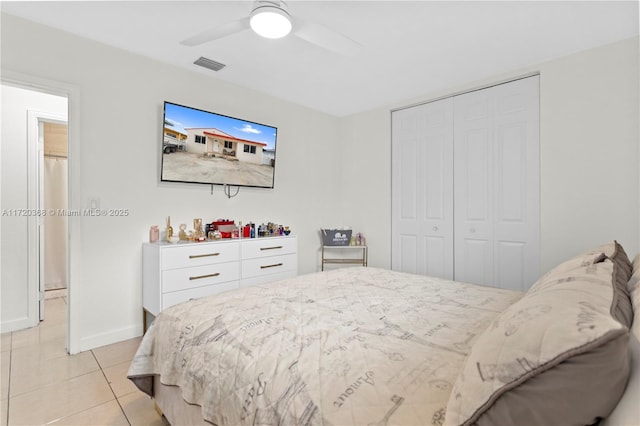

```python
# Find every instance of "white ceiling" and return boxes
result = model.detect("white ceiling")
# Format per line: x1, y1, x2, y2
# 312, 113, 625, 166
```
2, 1, 638, 117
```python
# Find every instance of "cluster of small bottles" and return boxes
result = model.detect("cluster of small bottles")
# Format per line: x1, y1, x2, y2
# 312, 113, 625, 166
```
256, 222, 291, 238
149, 217, 291, 243
206, 221, 290, 240
350, 232, 366, 246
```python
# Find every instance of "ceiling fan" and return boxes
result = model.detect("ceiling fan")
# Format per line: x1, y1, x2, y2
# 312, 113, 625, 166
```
180, 0, 362, 56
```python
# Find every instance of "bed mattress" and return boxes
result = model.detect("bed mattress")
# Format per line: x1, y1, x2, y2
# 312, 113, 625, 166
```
128, 267, 522, 425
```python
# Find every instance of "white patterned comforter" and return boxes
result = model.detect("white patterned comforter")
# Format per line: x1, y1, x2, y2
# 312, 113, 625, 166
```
128, 267, 522, 426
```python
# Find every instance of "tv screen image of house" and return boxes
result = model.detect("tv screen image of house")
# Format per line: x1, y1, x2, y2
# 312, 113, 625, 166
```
161, 101, 278, 188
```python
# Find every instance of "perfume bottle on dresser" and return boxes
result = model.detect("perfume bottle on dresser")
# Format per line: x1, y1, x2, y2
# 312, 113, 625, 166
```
165, 216, 173, 242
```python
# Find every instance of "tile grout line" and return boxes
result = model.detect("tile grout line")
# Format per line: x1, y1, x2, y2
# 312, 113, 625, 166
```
6, 334, 12, 426
90, 350, 132, 426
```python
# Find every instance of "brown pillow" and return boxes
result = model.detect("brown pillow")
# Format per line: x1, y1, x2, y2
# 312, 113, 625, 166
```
600, 240, 633, 278
630, 255, 640, 340
599, 241, 633, 327
444, 259, 631, 426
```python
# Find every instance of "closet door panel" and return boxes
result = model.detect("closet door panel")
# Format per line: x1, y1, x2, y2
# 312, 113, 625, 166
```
454, 90, 494, 286
497, 240, 525, 290
464, 130, 490, 222
392, 107, 421, 275
497, 125, 526, 221
399, 234, 418, 274
492, 76, 540, 290
392, 98, 454, 279
424, 235, 447, 279
421, 102, 454, 279
424, 132, 447, 221
454, 76, 539, 290
399, 135, 418, 221
459, 238, 492, 285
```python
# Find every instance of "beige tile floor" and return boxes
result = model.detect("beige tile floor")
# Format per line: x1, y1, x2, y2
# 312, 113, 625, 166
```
1, 296, 165, 426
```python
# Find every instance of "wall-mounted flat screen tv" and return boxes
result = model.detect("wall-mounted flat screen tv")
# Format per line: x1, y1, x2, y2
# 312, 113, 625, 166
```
161, 101, 278, 189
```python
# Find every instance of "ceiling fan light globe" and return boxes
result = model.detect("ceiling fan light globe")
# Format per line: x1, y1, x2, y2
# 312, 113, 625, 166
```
250, 6, 292, 39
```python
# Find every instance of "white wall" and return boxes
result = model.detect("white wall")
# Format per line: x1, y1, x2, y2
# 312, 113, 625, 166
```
1, 85, 67, 330
339, 36, 640, 276
1, 13, 343, 351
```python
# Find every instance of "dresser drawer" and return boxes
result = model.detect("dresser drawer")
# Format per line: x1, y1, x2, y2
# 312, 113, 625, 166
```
240, 270, 297, 288
161, 242, 240, 269
162, 280, 239, 311
241, 237, 296, 260
162, 261, 240, 293
242, 253, 297, 279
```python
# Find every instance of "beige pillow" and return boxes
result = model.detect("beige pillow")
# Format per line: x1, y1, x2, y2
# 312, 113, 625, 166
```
530, 240, 633, 328
536, 240, 630, 282
534, 246, 606, 283
444, 259, 631, 426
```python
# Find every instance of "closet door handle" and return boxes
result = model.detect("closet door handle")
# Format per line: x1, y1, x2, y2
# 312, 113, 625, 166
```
260, 246, 283, 251
433, 226, 439, 232
261, 263, 283, 269
189, 253, 220, 259
469, 228, 476, 233
189, 272, 220, 280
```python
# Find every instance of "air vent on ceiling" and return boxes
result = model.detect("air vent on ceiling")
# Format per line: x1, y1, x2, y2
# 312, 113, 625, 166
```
194, 57, 226, 72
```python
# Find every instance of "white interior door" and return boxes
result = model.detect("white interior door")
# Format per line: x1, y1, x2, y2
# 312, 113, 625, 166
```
391, 98, 454, 278
454, 76, 539, 290
29, 111, 68, 323
38, 120, 46, 321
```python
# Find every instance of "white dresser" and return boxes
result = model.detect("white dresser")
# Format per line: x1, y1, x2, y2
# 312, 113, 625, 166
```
142, 235, 297, 323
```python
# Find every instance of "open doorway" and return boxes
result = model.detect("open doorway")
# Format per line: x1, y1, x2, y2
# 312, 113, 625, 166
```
0, 82, 68, 350
41, 120, 69, 309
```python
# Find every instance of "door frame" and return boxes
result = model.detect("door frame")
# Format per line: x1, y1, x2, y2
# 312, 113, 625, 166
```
2, 70, 82, 354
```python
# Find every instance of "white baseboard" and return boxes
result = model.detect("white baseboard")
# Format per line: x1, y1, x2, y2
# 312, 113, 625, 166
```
78, 323, 143, 353
1, 316, 38, 334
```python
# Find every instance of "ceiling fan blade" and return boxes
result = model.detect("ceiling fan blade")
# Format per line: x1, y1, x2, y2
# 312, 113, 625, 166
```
180, 17, 250, 46
293, 18, 362, 56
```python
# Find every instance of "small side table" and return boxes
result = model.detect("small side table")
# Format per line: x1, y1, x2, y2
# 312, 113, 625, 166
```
321, 245, 368, 271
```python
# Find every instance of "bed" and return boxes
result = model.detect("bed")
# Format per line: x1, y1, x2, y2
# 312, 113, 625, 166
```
128, 241, 640, 426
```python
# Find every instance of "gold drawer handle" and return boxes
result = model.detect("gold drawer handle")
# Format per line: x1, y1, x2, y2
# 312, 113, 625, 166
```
261, 263, 283, 269
260, 246, 283, 251
189, 253, 220, 259
189, 272, 220, 280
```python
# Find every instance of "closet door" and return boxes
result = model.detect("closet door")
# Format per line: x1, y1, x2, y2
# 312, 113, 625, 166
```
454, 76, 539, 290
391, 98, 454, 278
